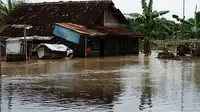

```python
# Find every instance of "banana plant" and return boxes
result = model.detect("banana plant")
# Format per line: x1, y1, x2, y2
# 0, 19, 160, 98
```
126, 0, 169, 55
192, 6, 200, 38
0, 0, 23, 18
173, 5, 200, 39
142, 0, 170, 54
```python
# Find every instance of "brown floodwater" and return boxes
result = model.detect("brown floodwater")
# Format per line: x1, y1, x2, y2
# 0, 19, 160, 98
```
1, 51, 200, 112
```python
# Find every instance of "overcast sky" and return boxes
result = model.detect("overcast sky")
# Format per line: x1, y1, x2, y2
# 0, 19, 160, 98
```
4, 0, 200, 20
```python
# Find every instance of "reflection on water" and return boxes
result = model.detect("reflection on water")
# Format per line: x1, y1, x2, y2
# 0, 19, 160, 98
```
139, 58, 153, 111
1, 51, 200, 112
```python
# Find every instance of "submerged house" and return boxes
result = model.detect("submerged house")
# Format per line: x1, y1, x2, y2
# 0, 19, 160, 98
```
53, 23, 141, 57
0, 1, 142, 57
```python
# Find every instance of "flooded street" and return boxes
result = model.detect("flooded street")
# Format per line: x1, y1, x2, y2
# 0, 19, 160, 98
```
1, 51, 200, 112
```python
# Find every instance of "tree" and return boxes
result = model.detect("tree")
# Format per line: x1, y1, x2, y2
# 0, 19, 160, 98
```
142, 0, 170, 54
173, 5, 200, 39
0, 0, 23, 19
125, 13, 147, 34
196, 11, 200, 21
126, 0, 169, 55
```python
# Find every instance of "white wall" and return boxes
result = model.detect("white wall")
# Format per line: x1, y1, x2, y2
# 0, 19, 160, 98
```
6, 41, 22, 54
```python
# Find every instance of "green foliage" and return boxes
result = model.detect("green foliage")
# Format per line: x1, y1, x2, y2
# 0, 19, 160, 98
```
141, 0, 148, 16
126, 1, 170, 35
154, 18, 182, 40
124, 0, 169, 55
172, 5, 200, 39
0, 0, 23, 19
197, 11, 200, 21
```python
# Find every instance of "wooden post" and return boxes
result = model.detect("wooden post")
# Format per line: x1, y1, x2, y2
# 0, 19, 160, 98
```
31, 40, 34, 58
125, 36, 127, 55
0, 41, 1, 76
24, 28, 27, 61
85, 36, 87, 58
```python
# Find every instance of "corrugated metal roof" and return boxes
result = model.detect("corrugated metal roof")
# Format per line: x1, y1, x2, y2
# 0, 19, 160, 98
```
6, 36, 53, 41
56, 23, 106, 37
33, 43, 70, 52
11, 24, 32, 29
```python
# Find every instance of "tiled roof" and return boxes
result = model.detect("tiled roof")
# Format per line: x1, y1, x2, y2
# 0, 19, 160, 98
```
0, 1, 129, 37
92, 26, 143, 37
4, 1, 113, 26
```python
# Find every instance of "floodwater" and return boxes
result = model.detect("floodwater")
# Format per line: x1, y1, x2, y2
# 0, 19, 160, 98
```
1, 51, 200, 112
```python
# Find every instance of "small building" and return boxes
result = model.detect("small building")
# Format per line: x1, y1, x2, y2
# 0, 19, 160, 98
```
33, 43, 73, 59
6, 36, 54, 59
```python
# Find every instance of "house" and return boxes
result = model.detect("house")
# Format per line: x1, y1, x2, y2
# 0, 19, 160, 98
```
53, 23, 141, 57
53, 23, 106, 57
33, 43, 73, 59
0, 1, 142, 57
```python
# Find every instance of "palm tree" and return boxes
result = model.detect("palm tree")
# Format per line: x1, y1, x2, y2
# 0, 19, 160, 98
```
0, 0, 23, 19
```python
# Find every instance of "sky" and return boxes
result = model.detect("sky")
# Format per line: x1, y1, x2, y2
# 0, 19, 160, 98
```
3, 0, 200, 20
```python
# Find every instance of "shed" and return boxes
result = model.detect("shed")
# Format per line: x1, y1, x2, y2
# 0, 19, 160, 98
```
6, 36, 54, 58
33, 43, 73, 59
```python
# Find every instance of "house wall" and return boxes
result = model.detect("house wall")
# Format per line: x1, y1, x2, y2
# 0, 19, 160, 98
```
104, 9, 121, 26
125, 37, 139, 55
86, 37, 100, 57
6, 41, 22, 54
102, 37, 117, 56
100, 36, 139, 57
116, 36, 126, 55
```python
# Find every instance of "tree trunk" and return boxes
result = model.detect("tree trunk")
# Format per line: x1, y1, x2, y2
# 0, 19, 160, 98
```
143, 37, 151, 55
